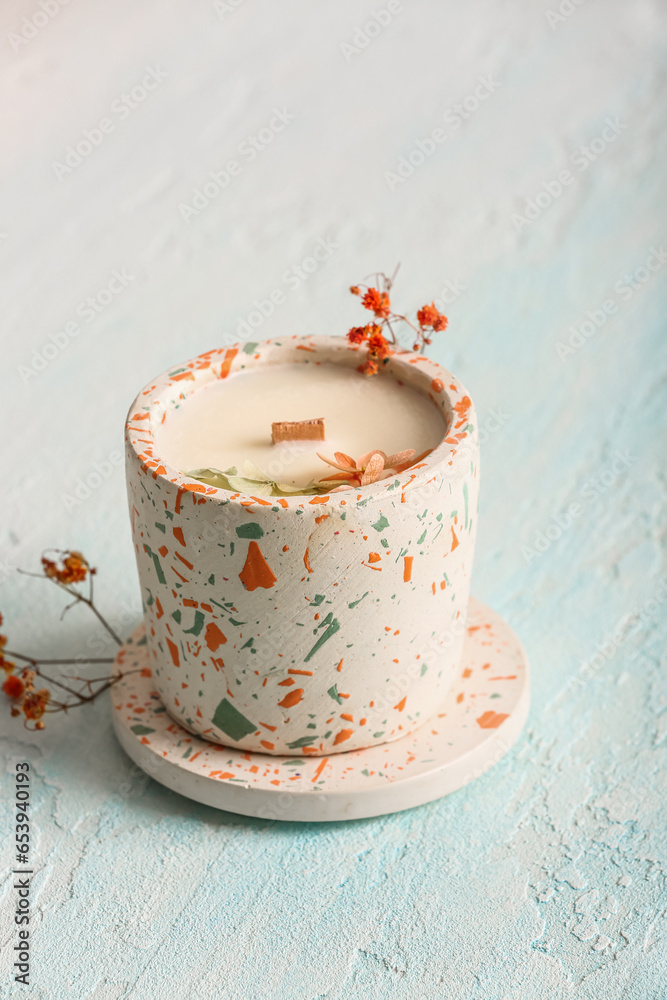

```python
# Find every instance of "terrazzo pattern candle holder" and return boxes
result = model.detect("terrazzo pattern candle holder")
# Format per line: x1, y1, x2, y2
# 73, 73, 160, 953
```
125, 335, 479, 755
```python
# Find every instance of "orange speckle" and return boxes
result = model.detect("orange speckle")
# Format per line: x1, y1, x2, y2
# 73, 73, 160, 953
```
476, 710, 509, 729
403, 555, 413, 582
304, 548, 314, 573
456, 692, 464, 703
166, 638, 180, 666
278, 678, 295, 687
450, 526, 459, 551
312, 757, 329, 782
260, 741, 275, 751
336, 658, 343, 672
218, 347, 238, 379
394, 696, 406, 712
205, 622, 227, 651
278, 688, 303, 708
462, 668, 472, 679
368, 552, 381, 563
333, 728, 354, 745
340, 713, 354, 722
239, 541, 277, 591
283, 545, 289, 552
431, 378, 444, 393
173, 526, 186, 547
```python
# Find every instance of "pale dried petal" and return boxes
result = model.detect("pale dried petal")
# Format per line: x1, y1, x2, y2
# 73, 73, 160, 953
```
330, 484, 353, 492
361, 452, 385, 485
384, 448, 415, 468
316, 452, 354, 472
334, 451, 357, 469
358, 449, 387, 467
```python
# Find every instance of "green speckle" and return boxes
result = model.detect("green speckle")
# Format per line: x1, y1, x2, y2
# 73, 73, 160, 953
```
236, 522, 264, 539
372, 514, 389, 532
417, 528, 427, 544
327, 684, 343, 704
229, 617, 247, 627
183, 610, 205, 636
130, 724, 155, 736
211, 699, 256, 741
242, 341, 258, 354
287, 735, 318, 750
348, 592, 369, 609
310, 594, 326, 606
154, 522, 166, 533
305, 616, 341, 662
208, 573, 215, 585
172, 609, 182, 624
380, 538, 389, 549
143, 544, 166, 585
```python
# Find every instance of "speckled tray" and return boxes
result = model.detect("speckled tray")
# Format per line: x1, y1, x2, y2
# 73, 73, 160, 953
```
111, 597, 529, 821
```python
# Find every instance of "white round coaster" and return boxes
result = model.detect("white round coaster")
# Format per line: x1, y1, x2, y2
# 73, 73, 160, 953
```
111, 597, 529, 821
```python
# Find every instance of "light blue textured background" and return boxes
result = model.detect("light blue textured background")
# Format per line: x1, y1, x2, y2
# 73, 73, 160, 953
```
1, 1, 666, 997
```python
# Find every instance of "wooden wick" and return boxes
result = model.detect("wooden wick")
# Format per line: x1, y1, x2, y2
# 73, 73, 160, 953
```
271, 418, 325, 444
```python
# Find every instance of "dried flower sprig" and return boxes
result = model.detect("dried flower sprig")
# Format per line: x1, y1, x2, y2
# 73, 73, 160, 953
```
316, 448, 419, 492
1, 550, 137, 730
347, 265, 449, 374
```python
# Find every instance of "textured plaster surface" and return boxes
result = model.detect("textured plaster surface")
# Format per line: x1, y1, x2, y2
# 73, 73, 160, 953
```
1, 1, 666, 998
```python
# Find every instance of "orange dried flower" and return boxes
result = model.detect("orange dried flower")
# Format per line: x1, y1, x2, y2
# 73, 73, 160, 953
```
22, 688, 50, 721
362, 288, 391, 318
317, 447, 417, 491
3, 675, 24, 699
417, 302, 448, 332
347, 326, 367, 345
42, 550, 90, 585
367, 328, 390, 360
350, 285, 361, 295
1, 657, 16, 675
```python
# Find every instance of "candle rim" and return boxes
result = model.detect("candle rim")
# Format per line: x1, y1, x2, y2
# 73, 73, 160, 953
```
125, 335, 475, 507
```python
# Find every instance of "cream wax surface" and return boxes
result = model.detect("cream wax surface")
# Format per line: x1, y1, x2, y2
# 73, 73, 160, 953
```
156, 362, 446, 488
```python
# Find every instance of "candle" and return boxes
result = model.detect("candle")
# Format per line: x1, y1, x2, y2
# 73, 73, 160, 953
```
125, 336, 479, 756
155, 363, 446, 490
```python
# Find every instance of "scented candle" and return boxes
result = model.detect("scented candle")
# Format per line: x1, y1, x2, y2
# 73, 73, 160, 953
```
125, 335, 479, 755
155, 363, 445, 490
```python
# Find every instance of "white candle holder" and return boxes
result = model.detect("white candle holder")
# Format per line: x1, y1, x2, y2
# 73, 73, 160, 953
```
124, 335, 481, 757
